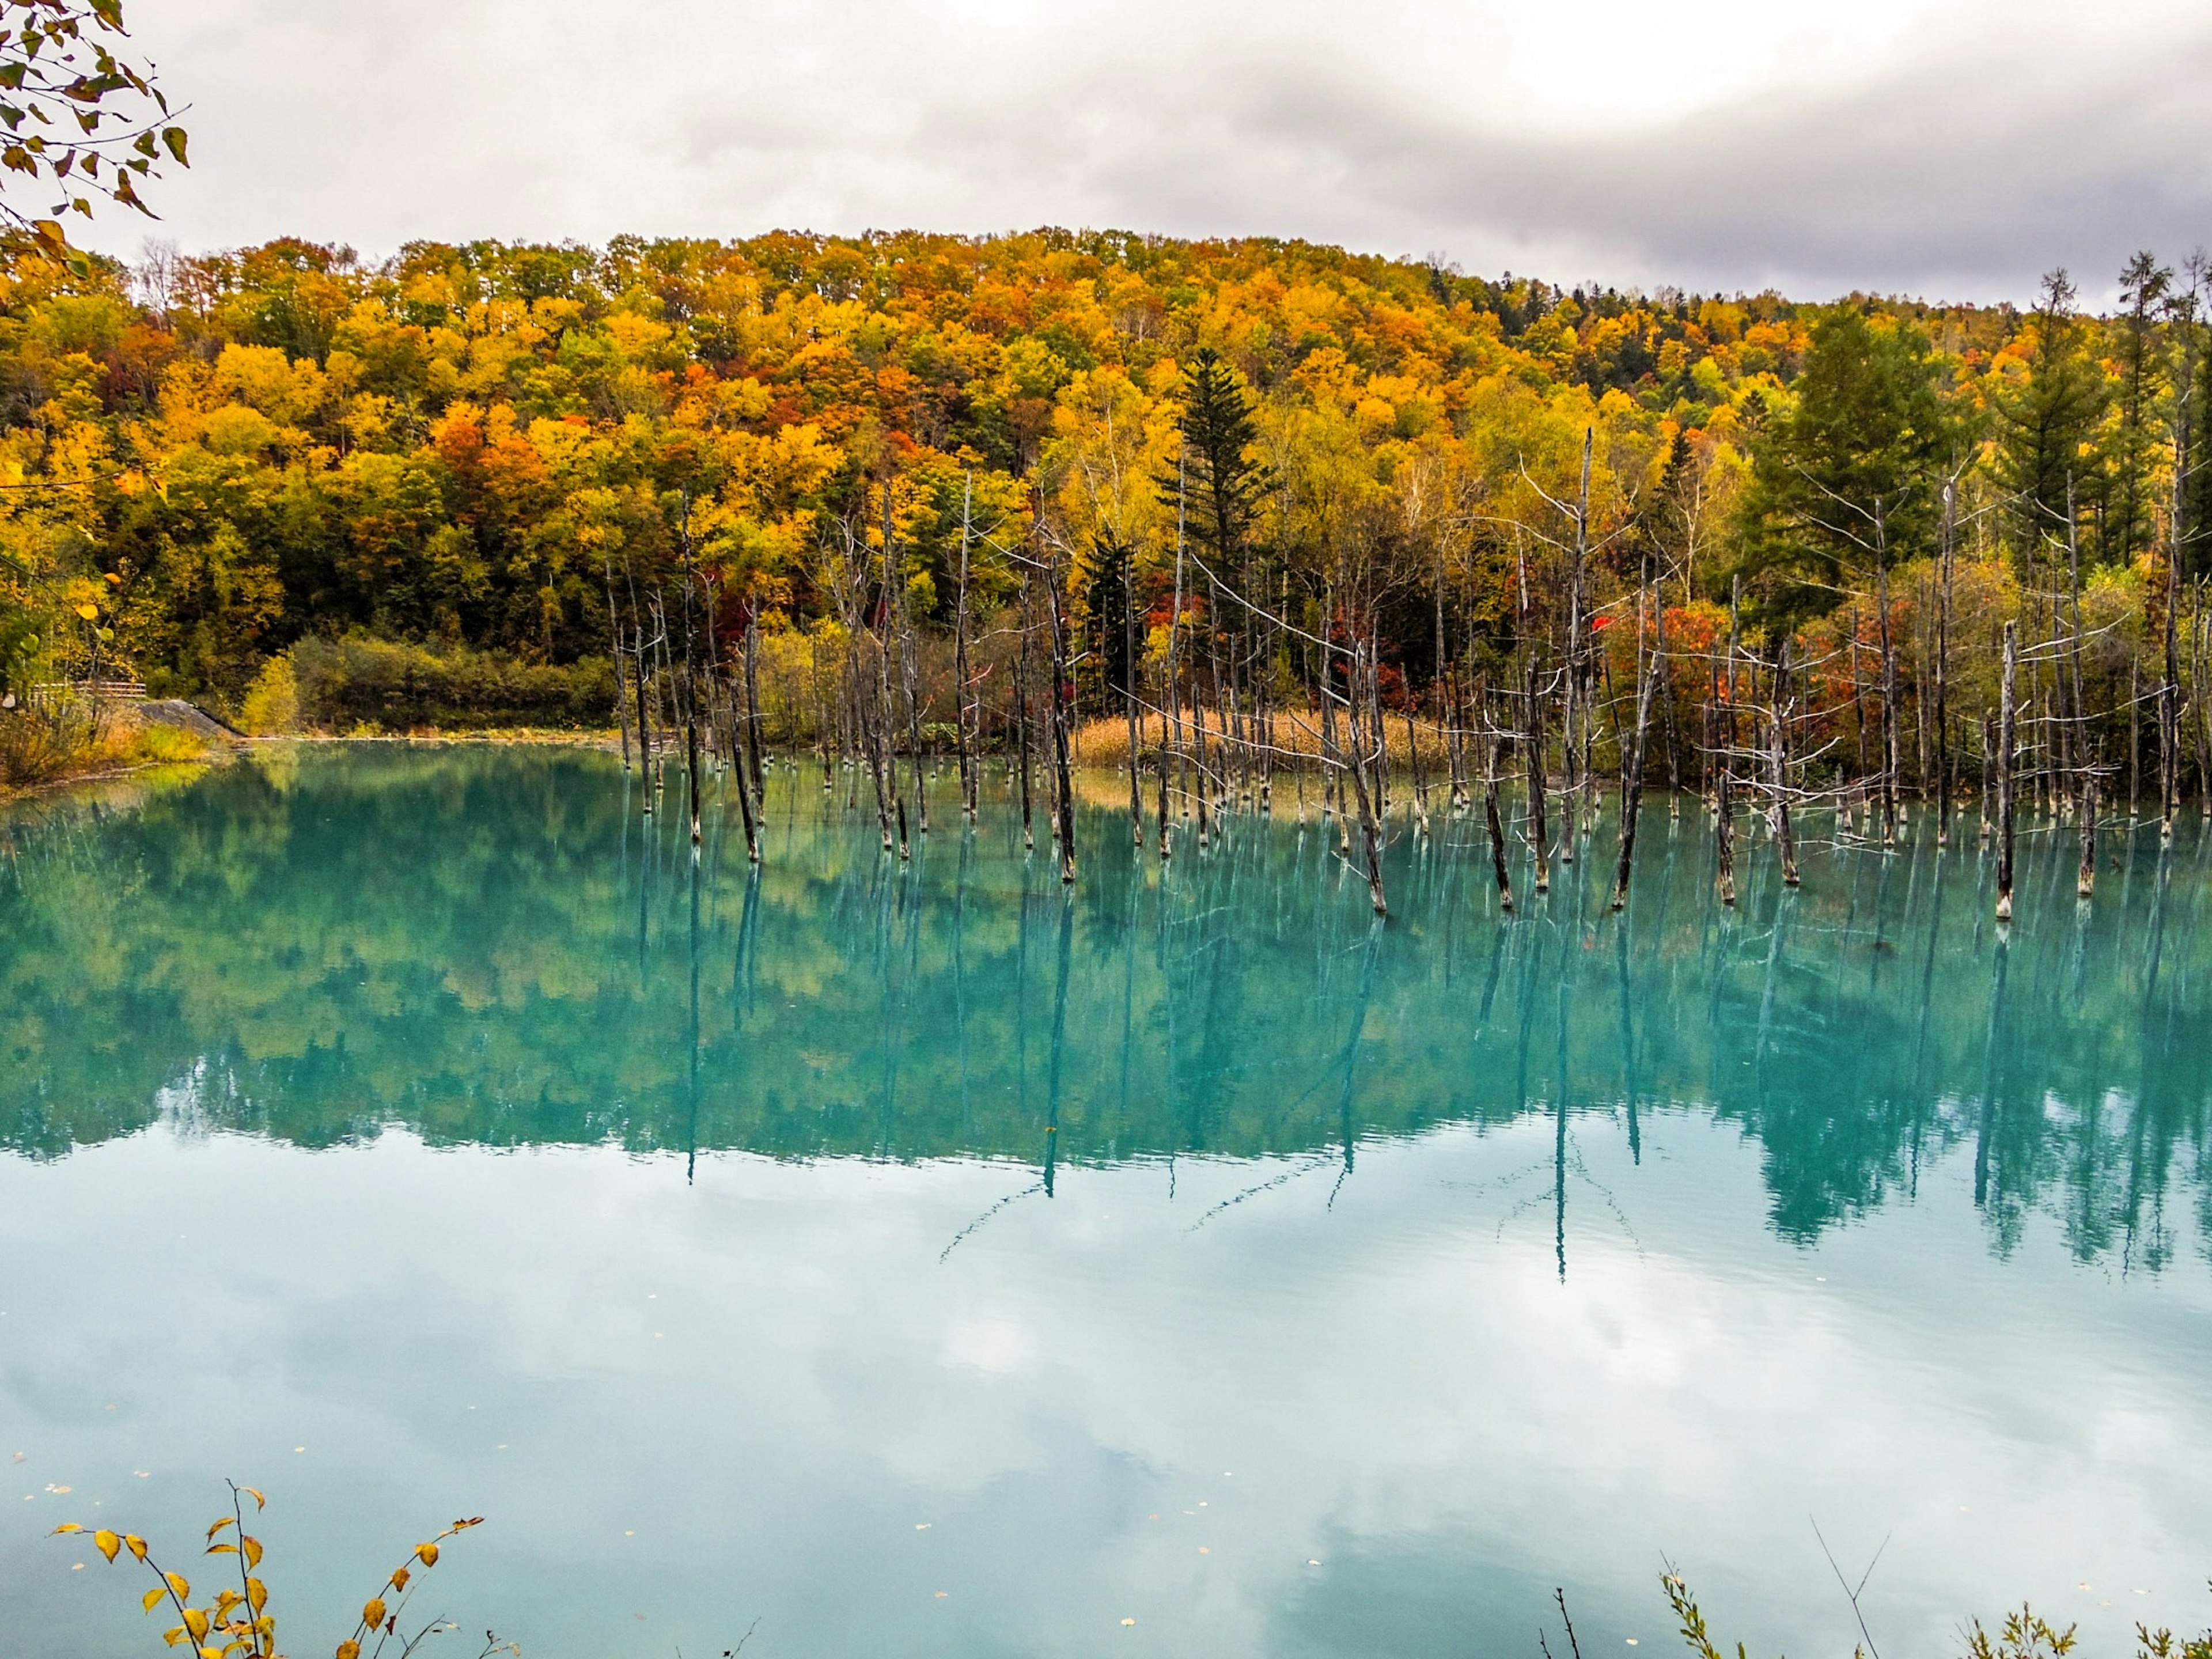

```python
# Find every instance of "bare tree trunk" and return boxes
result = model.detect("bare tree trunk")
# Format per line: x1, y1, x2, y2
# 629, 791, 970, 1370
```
605, 560, 632, 770
1875, 512, 1900, 847
634, 613, 655, 814
1045, 546, 1078, 885
1997, 621, 2018, 922
955, 472, 977, 823
1016, 571, 1035, 851
1609, 586, 1664, 911
1123, 540, 1143, 847
1525, 653, 1550, 892
1483, 714, 1514, 913
1342, 638, 1388, 916
1772, 639, 1798, 887
744, 613, 766, 806
1936, 477, 1956, 844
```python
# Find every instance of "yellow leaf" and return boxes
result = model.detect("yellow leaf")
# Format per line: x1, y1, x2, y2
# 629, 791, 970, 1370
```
127, 1535, 149, 1561
241, 1536, 263, 1569
245, 1577, 267, 1613
77, 603, 100, 619
361, 1598, 386, 1631
166, 1572, 191, 1601
388, 1566, 410, 1593
144, 1587, 167, 1613
336, 1642, 361, 1659
52, 1522, 84, 1535
207, 1518, 234, 1540
163, 1626, 185, 1647
96, 1529, 122, 1562
206, 1543, 237, 1555
414, 1542, 438, 1567
240, 1488, 265, 1511
183, 1609, 210, 1642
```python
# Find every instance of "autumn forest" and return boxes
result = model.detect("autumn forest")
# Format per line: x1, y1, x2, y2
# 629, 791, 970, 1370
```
5, 228, 2211, 902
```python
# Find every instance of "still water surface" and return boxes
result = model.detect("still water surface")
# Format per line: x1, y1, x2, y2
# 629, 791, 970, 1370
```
3, 747, 2209, 1658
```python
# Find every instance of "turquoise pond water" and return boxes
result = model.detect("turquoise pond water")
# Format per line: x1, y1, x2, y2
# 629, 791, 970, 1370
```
2, 745, 2208, 1658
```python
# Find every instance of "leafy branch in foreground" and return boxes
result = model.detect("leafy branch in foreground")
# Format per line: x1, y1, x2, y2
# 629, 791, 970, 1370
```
55, 1483, 499, 1659
1660, 1566, 2212, 1659
0, 0, 189, 270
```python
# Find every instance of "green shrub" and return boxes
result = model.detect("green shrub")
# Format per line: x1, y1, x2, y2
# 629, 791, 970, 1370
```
239, 655, 300, 736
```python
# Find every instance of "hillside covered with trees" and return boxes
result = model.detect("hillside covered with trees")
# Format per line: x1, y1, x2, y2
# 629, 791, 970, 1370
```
2, 227, 2209, 830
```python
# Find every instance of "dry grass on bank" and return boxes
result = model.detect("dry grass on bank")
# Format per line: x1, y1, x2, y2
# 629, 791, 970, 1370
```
1071, 709, 1459, 772
0, 702, 211, 795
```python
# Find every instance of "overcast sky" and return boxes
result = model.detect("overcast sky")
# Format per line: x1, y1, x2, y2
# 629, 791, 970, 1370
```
82, 0, 2212, 305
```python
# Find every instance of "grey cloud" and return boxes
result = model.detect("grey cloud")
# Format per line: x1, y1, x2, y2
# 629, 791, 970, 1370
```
880, 29, 2212, 302
90, 1, 2212, 303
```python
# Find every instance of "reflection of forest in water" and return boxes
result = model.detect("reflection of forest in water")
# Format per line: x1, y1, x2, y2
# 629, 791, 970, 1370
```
3, 746, 2209, 1268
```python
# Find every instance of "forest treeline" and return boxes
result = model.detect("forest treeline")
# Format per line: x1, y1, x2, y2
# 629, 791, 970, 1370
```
4, 228, 2211, 869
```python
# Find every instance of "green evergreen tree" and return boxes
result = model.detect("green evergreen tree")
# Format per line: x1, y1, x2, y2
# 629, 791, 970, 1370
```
1995, 270, 2108, 569
1736, 305, 1952, 619
2174, 261, 2212, 579
2104, 250, 2172, 565
1161, 346, 1269, 582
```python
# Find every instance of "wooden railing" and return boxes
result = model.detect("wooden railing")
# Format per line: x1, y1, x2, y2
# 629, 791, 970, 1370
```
30, 679, 147, 702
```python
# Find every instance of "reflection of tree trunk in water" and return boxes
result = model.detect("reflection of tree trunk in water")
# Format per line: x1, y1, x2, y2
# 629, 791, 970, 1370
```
1512, 921, 1544, 1145
1753, 870, 1796, 1102
1614, 918, 1640, 1165
1476, 912, 1509, 1034
1330, 921, 1382, 1207
1910, 849, 1947, 1097
955, 832, 972, 1139
1045, 892, 1071, 1198
1554, 924, 1579, 1283
1016, 864, 1031, 1144
1974, 929, 2012, 1210
685, 849, 702, 1185
636, 809, 652, 994
2143, 839, 2173, 1001
1120, 870, 1137, 1132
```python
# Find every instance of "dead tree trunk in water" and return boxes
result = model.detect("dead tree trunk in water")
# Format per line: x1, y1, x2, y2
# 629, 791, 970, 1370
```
1122, 539, 1144, 847
1341, 637, 1388, 916
1935, 476, 1957, 844
1044, 544, 1078, 885
1483, 718, 1514, 913
606, 559, 632, 771
1609, 589, 1664, 911
955, 473, 978, 823
743, 613, 766, 806
1875, 509, 1900, 847
1997, 621, 2019, 923
1525, 654, 1550, 892
1016, 571, 1035, 851
1772, 639, 1798, 887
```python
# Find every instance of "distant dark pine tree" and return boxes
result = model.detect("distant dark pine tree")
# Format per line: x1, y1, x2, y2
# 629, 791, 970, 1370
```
1160, 346, 1271, 588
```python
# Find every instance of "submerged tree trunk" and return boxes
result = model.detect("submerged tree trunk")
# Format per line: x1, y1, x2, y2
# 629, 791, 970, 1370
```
1483, 720, 1514, 912
1526, 654, 1551, 892
1609, 589, 1664, 911
1997, 621, 2019, 922
1772, 639, 1798, 887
